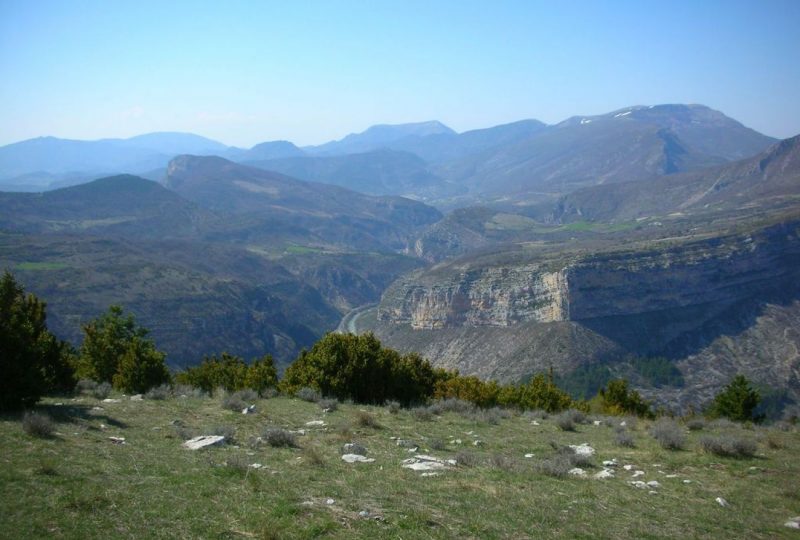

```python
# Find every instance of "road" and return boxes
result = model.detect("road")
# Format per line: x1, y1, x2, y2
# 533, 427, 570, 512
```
335, 303, 378, 334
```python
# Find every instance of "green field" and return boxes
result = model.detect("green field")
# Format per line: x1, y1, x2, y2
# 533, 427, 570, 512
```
2, 394, 798, 539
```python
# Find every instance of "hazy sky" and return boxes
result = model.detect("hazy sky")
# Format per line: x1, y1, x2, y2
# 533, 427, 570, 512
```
1, 0, 799, 147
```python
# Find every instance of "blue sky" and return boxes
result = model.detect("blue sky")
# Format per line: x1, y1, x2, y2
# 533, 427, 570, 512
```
1, 0, 799, 147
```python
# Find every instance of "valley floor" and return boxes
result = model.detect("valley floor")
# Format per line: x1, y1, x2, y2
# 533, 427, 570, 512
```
2, 395, 799, 539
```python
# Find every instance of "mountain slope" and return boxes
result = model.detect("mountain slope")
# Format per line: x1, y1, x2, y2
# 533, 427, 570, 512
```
246, 149, 458, 198
553, 134, 800, 222
306, 121, 456, 156
436, 105, 777, 205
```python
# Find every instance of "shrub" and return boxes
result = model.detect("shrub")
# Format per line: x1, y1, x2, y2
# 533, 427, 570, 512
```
525, 409, 549, 420
709, 418, 737, 430
455, 451, 479, 467
303, 446, 326, 466
411, 406, 434, 421
700, 435, 757, 458
708, 375, 761, 422
242, 355, 278, 396
145, 384, 172, 400
598, 379, 654, 418
686, 418, 706, 431
428, 398, 476, 416
428, 438, 446, 451
650, 419, 686, 450
614, 428, 636, 448
280, 333, 439, 405
535, 455, 573, 478
386, 400, 401, 414
296, 387, 321, 403
555, 411, 576, 431
222, 393, 246, 412
92, 382, 112, 400
0, 272, 75, 411
22, 411, 54, 438
75, 379, 98, 394
490, 454, 519, 472
175, 353, 248, 395
111, 335, 171, 394
212, 425, 236, 442
355, 411, 380, 429
263, 428, 297, 448
319, 398, 338, 412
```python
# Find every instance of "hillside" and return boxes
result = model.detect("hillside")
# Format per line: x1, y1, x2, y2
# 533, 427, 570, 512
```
2, 393, 798, 539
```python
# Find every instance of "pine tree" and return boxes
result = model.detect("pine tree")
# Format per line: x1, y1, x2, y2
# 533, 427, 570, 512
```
708, 374, 761, 422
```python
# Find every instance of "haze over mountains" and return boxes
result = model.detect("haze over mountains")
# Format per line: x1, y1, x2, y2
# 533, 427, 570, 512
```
2, 103, 799, 414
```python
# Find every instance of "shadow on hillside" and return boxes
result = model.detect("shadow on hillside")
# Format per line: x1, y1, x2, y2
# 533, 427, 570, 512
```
578, 280, 800, 361
36, 402, 128, 429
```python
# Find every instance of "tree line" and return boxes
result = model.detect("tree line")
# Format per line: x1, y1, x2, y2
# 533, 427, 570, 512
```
0, 271, 763, 422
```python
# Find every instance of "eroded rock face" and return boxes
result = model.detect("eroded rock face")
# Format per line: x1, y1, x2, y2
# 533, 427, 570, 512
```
380, 222, 800, 330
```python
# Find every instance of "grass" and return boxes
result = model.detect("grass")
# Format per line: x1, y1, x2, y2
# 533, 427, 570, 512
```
1, 394, 799, 539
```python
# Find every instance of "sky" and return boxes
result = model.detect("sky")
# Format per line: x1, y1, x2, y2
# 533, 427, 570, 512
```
1, 0, 799, 147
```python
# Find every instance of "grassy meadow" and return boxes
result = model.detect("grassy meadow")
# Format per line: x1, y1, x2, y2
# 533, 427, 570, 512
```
1, 393, 798, 539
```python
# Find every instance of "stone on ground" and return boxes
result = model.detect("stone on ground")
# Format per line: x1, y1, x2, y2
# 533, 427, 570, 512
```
183, 435, 225, 450
342, 454, 375, 463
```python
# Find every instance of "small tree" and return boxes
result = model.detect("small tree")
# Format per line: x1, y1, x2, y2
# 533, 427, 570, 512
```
243, 354, 278, 395
708, 374, 761, 422
597, 379, 654, 418
112, 336, 171, 393
176, 353, 249, 394
77, 305, 148, 383
0, 271, 74, 410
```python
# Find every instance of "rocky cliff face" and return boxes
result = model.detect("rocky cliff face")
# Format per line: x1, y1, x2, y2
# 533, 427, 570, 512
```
370, 219, 800, 412
380, 222, 800, 330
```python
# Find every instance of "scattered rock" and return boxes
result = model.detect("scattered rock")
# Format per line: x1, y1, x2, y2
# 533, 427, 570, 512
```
593, 420, 602, 426
623, 464, 634, 471
449, 439, 462, 445
784, 517, 800, 529
242, 405, 255, 415
359, 510, 370, 518
341, 454, 375, 463
531, 421, 541, 426
396, 439, 417, 449
249, 463, 264, 469
649, 491, 658, 495
289, 429, 306, 436
594, 469, 615, 480
305, 420, 326, 427
91, 406, 103, 411
568, 467, 587, 477
473, 440, 484, 446
568, 443, 595, 457
524, 453, 535, 458
326, 498, 335, 505
408, 447, 418, 453
130, 394, 143, 401
342, 443, 367, 456
402, 455, 453, 472
683, 480, 692, 484
620, 421, 627, 427
647, 481, 661, 488
665, 474, 678, 478
632, 470, 645, 478
602, 459, 618, 467
108, 436, 126, 444
54, 402, 64, 406
183, 435, 225, 450
716, 497, 729, 507
102, 398, 121, 403
629, 481, 648, 489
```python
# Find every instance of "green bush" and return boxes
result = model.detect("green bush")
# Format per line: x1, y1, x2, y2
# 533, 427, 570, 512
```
112, 336, 171, 393
177, 353, 279, 396
0, 272, 75, 410
708, 375, 761, 422
596, 379, 654, 418
280, 333, 438, 405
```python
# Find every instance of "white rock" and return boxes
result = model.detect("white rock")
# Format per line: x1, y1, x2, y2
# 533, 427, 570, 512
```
91, 406, 104, 411
183, 435, 225, 450
249, 463, 264, 469
649, 490, 658, 495
102, 398, 121, 403
602, 460, 618, 467
716, 497, 729, 507
473, 440, 484, 446
242, 405, 255, 415
665, 474, 678, 478
531, 421, 540, 426
568, 467, 587, 477
108, 436, 126, 444
408, 447, 418, 453
629, 481, 648, 489
569, 443, 596, 457
623, 464, 634, 471
305, 420, 326, 426
632, 470, 645, 478
449, 439, 462, 445
524, 453, 535, 458
130, 394, 143, 401
341, 454, 375, 463
647, 481, 661, 488
784, 517, 800, 529
620, 421, 627, 427
683, 480, 692, 484
402, 455, 451, 472
326, 498, 335, 505
594, 469, 615, 480
420, 472, 440, 477
593, 420, 602, 426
